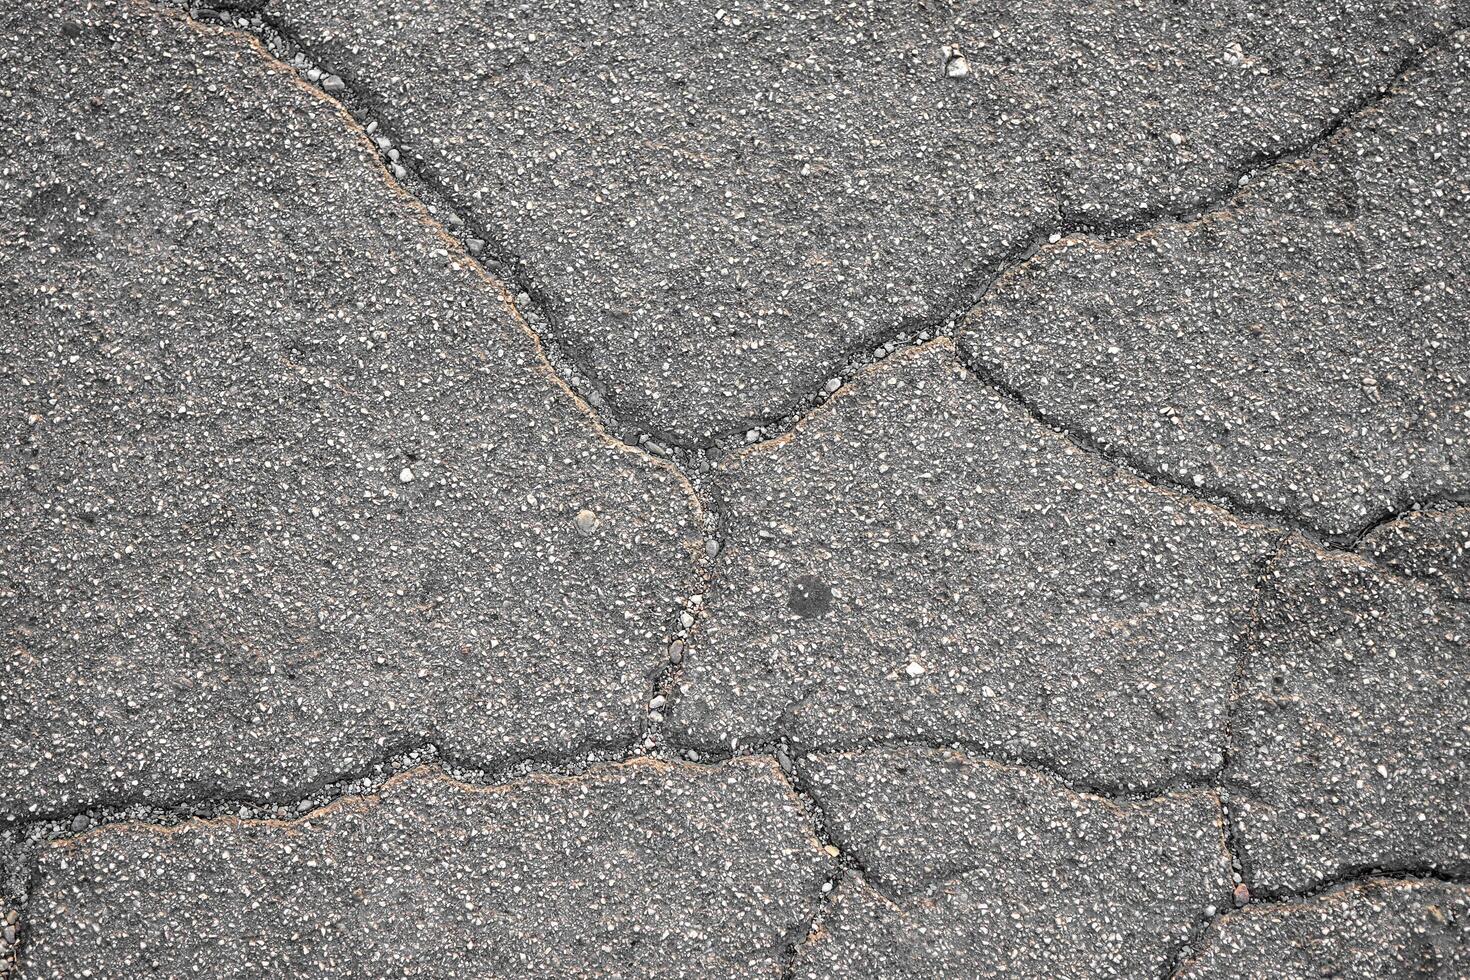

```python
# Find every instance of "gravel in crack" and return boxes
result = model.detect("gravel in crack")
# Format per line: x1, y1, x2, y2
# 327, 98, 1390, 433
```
1176, 878, 1470, 979
1356, 506, 1470, 603
964, 33, 1470, 538
263, 0, 1456, 443
669, 341, 1277, 790
0, 1, 700, 823
1226, 536, 1470, 895
18, 758, 832, 979
790, 747, 1231, 978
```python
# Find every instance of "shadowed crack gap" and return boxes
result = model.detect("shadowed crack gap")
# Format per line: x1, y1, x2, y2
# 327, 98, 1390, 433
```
179, 2, 712, 484
181, 1, 1468, 549
187, 3, 1465, 500
1165, 867, 1470, 978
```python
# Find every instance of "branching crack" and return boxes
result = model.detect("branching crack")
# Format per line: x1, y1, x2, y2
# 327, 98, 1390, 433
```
174, 1, 724, 525
181, 4, 1465, 550
1167, 868, 1470, 978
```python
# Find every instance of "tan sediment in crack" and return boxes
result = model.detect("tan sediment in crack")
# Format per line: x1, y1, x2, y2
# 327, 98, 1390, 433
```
49, 755, 808, 846
1168, 875, 1470, 977
726, 337, 1278, 543
146, 0, 704, 525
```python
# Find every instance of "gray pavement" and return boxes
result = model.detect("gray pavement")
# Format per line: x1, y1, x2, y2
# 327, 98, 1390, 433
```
1176, 879, 1470, 978
0, 0, 702, 829
963, 33, 1470, 538
1225, 536, 1470, 896
671, 341, 1278, 791
2, 0, 1468, 977
20, 759, 831, 979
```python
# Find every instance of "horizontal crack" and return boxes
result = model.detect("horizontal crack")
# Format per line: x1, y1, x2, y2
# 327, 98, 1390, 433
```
2, 735, 638, 843
1169, 867, 1470, 978
677, 730, 1237, 807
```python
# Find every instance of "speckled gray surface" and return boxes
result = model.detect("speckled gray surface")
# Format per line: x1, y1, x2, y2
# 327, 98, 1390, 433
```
963, 34, 1470, 538
1226, 536, 1470, 896
19, 759, 832, 979
2, 0, 1468, 976
1357, 505, 1470, 602
1176, 879, 1470, 979
669, 342, 1278, 791
789, 747, 1230, 977
261, 0, 1461, 445
0, 1, 702, 824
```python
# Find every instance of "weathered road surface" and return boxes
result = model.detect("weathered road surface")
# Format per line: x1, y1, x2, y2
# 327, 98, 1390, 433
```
2, 0, 1467, 977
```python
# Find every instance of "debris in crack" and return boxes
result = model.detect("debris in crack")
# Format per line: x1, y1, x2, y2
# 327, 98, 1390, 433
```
787, 747, 1231, 978
0, 0, 701, 824
666, 341, 1278, 790
1225, 535, 1470, 896
18, 758, 834, 979
246, 0, 1456, 444
963, 31, 1470, 540
1174, 878, 1470, 979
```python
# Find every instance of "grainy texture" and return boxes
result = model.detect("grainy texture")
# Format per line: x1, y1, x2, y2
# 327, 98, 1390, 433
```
265, 0, 1462, 443
0, 1, 701, 823
789, 748, 1230, 978
1357, 506, 1470, 602
3, 0, 1468, 976
671, 342, 1276, 790
18, 759, 831, 979
1227, 536, 1470, 895
964, 35, 1470, 538
1176, 879, 1470, 979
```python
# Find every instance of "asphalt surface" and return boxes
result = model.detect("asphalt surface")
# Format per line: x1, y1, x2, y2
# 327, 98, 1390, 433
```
964, 34, 1470, 537
1, 0, 1468, 977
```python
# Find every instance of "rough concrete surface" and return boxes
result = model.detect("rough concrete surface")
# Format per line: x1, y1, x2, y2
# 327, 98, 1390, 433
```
786, 747, 1231, 977
1357, 505, 1470, 602
20, 759, 831, 979
2, 0, 1467, 976
671, 342, 1278, 791
0, 2, 701, 823
266, 0, 1460, 444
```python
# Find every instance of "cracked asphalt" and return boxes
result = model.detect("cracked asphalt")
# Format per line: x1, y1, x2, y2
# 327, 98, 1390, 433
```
1, 0, 1467, 978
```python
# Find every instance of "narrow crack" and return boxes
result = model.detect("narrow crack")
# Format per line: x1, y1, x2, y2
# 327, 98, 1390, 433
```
34, 8, 1467, 974
775, 868, 859, 980
188, 4, 641, 445
1167, 867, 1470, 978
0, 734, 640, 978
188, 1, 1461, 548
717, 24, 1465, 466
1212, 531, 1294, 906
774, 761, 895, 908
1159, 793, 1251, 980
176, 1, 727, 532
1348, 497, 1470, 552
2, 735, 639, 844
188, 3, 1463, 544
